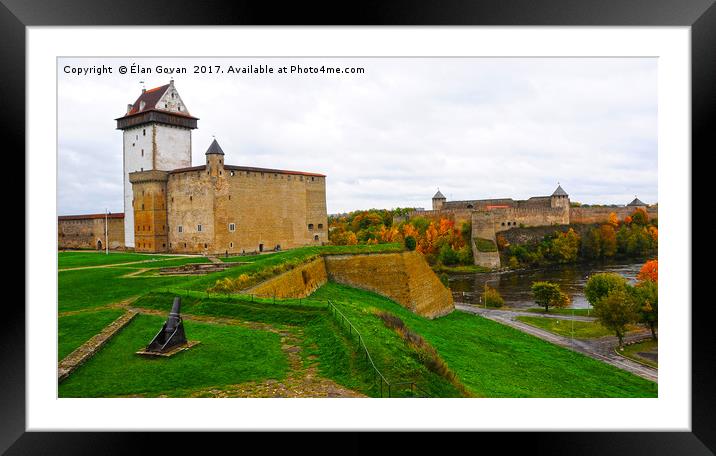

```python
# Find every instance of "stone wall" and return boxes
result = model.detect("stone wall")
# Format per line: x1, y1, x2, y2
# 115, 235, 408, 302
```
58, 215, 125, 250
247, 258, 328, 299
570, 206, 658, 225
324, 252, 454, 319
161, 159, 328, 255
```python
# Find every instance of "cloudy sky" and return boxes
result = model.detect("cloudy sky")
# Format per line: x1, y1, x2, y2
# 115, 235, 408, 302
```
58, 57, 657, 215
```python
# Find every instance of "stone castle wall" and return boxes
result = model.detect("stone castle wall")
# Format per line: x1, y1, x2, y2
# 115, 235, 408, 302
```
570, 206, 658, 224
324, 252, 454, 319
470, 212, 501, 269
58, 216, 125, 250
247, 258, 328, 299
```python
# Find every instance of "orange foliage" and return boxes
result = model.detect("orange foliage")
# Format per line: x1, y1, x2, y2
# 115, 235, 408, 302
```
624, 216, 632, 224
608, 212, 619, 227
637, 259, 658, 283
648, 226, 658, 242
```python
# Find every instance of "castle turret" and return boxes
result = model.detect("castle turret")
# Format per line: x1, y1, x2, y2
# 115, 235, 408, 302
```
205, 139, 225, 178
432, 189, 446, 210
129, 170, 169, 253
116, 79, 198, 248
550, 184, 569, 209
627, 196, 647, 209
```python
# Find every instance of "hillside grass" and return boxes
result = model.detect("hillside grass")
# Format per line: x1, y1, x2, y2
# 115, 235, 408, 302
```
58, 309, 126, 360
57, 244, 403, 313
310, 283, 657, 398
129, 291, 454, 397
620, 339, 658, 368
58, 314, 288, 397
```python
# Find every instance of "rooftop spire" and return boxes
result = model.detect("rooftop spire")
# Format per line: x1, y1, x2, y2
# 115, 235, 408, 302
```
205, 138, 225, 155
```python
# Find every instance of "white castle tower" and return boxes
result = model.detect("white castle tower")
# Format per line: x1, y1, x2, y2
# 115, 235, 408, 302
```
116, 79, 198, 248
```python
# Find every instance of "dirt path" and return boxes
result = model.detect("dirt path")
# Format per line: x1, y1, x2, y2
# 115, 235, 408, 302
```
456, 304, 658, 382
124, 306, 365, 398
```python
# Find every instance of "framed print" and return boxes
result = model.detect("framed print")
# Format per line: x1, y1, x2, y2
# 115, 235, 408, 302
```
6, 0, 712, 452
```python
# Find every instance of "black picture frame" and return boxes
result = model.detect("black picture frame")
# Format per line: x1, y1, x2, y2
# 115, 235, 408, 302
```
6, 0, 709, 453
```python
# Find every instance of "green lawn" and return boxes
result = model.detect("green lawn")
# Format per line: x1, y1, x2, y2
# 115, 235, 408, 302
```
516, 316, 613, 339
58, 309, 125, 360
59, 314, 288, 397
58, 251, 181, 269
620, 339, 658, 368
57, 245, 657, 398
310, 283, 657, 398
524, 307, 593, 317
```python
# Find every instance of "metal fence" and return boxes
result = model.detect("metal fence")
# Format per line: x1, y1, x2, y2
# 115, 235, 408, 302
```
326, 300, 429, 398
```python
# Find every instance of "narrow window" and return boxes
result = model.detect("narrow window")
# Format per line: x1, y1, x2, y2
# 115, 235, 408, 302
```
229, 223, 236, 232
318, 223, 323, 229
314, 235, 319, 241
230, 170, 235, 176
197, 224, 202, 232
143, 129, 146, 136
308, 223, 314, 230
189, 196, 192, 201
141, 149, 144, 157
178, 226, 183, 233
141, 203, 144, 210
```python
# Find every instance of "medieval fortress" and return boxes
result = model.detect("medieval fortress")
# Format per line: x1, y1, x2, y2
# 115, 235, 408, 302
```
403, 186, 657, 268
58, 80, 328, 254
58, 80, 656, 267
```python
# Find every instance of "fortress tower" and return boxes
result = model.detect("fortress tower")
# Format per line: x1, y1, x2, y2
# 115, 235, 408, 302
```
116, 79, 198, 248
550, 184, 569, 209
432, 189, 446, 210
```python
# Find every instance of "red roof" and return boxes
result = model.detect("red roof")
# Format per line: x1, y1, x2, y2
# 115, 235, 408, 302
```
58, 213, 124, 221
124, 84, 169, 116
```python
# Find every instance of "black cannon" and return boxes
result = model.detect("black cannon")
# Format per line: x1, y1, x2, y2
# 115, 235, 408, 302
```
145, 297, 187, 353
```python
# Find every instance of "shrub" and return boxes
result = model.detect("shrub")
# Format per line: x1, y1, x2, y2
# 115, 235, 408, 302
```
507, 256, 520, 269
438, 243, 459, 265
483, 285, 504, 308
404, 235, 417, 251
456, 245, 473, 265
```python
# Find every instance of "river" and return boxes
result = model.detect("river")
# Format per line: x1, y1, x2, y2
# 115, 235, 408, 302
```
447, 261, 642, 309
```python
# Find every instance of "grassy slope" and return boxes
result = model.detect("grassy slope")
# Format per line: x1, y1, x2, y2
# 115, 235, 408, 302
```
58, 309, 125, 360
310, 283, 657, 398
58, 244, 403, 313
59, 314, 288, 397
515, 316, 613, 339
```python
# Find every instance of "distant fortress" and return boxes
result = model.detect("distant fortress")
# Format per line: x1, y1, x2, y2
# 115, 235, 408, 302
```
399, 185, 657, 268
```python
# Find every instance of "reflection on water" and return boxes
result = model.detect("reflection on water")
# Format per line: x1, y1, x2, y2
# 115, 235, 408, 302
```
448, 261, 642, 309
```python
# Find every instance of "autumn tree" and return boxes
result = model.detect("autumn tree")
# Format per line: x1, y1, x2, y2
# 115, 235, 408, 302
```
599, 224, 617, 257
637, 259, 658, 283
585, 273, 629, 306
531, 281, 570, 312
608, 212, 619, 227
630, 208, 649, 226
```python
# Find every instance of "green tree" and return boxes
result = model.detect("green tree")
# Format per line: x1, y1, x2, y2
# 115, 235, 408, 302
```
531, 281, 570, 312
549, 229, 580, 263
593, 288, 639, 349
581, 227, 601, 259
635, 280, 658, 340
404, 235, 417, 251
585, 273, 629, 307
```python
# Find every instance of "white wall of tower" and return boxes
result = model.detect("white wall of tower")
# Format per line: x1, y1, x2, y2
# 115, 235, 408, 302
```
122, 124, 192, 247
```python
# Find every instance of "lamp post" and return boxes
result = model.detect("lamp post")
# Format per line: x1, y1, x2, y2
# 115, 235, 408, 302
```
105, 208, 109, 255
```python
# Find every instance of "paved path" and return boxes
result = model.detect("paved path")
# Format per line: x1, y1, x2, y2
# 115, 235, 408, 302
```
465, 306, 598, 322
456, 304, 658, 382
